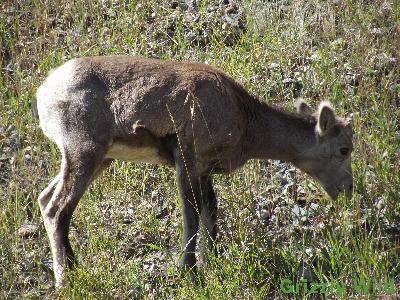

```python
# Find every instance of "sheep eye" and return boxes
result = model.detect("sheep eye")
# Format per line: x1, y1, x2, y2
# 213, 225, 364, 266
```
340, 147, 349, 156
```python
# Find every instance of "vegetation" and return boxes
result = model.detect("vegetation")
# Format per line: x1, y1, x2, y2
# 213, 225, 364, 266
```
1, 0, 399, 298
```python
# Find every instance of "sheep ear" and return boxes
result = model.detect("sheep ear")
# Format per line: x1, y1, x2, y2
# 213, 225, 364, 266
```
317, 102, 336, 135
294, 98, 312, 115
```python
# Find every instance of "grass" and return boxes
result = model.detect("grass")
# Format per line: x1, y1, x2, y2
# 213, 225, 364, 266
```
1, 0, 399, 299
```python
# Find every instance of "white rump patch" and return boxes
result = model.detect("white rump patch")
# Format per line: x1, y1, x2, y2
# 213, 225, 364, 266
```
36, 59, 78, 145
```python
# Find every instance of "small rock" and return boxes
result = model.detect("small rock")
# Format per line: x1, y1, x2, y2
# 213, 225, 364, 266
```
345, 72, 361, 87
310, 203, 319, 212
18, 223, 39, 238
122, 217, 133, 224
370, 27, 383, 37
225, 5, 236, 14
40, 259, 53, 273
374, 196, 385, 210
7, 132, 19, 148
282, 77, 295, 84
309, 53, 320, 62
268, 62, 279, 70
222, 15, 237, 28
10, 155, 17, 165
6, 124, 15, 134
259, 209, 270, 220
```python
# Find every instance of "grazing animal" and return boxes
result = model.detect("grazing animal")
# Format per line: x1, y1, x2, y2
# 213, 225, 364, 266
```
34, 56, 353, 288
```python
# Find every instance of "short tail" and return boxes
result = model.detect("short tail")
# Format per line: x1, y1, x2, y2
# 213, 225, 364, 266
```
30, 94, 39, 119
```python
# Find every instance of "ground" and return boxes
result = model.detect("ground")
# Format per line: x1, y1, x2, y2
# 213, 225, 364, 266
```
0, 0, 399, 299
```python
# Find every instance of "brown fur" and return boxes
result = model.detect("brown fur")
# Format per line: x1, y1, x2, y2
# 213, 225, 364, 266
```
35, 56, 353, 287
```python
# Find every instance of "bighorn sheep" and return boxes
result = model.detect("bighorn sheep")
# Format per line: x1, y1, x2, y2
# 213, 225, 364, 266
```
34, 56, 353, 287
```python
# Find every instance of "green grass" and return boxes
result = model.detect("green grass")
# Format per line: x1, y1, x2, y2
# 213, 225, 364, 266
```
1, 0, 399, 299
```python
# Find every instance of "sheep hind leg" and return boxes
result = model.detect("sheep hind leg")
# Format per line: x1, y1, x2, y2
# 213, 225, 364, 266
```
39, 141, 106, 288
199, 175, 218, 265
